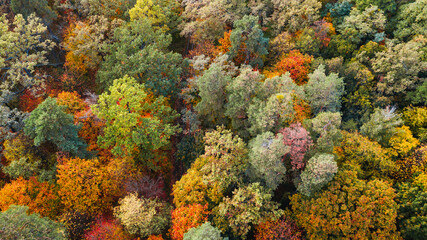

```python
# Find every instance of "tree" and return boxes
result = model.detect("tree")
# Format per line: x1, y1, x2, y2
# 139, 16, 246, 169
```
270, 0, 322, 34
354, 0, 396, 14
92, 76, 180, 172
247, 132, 288, 190
279, 122, 313, 170
304, 64, 345, 115
114, 193, 171, 238
254, 214, 303, 240
58, 0, 136, 19
129, 0, 180, 32
170, 204, 210, 240
360, 107, 403, 146
338, 5, 386, 45
57, 157, 127, 215
84, 217, 131, 240
0, 14, 54, 105
248, 73, 305, 135
395, 0, 427, 40
23, 97, 88, 158
0, 205, 66, 239
56, 91, 88, 115
183, 222, 222, 240
396, 173, 427, 240
291, 170, 400, 240
372, 36, 427, 102
194, 55, 235, 127
213, 182, 283, 239
10, 0, 57, 25
97, 18, 183, 98
306, 111, 342, 153
388, 126, 420, 157
334, 131, 397, 180
270, 50, 313, 85
229, 15, 269, 67
297, 154, 338, 196
402, 106, 427, 142
0, 177, 61, 219
225, 66, 263, 139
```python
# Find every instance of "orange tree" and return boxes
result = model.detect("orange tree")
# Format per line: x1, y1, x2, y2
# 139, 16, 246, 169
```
170, 203, 209, 240
269, 50, 312, 85
0, 177, 61, 219
57, 157, 128, 215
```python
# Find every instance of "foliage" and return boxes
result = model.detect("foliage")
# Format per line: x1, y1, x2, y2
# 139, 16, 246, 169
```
271, 50, 313, 85
97, 18, 183, 97
56, 91, 88, 115
338, 5, 386, 45
129, 0, 180, 32
304, 64, 345, 115
354, 0, 396, 14
124, 175, 167, 200
114, 193, 171, 238
0, 205, 66, 239
23, 97, 88, 157
60, 210, 94, 240
360, 107, 403, 146
279, 122, 313, 170
59, 0, 136, 19
229, 15, 269, 67
334, 131, 396, 180
0, 177, 61, 219
270, 0, 322, 34
10, 0, 57, 25
306, 111, 342, 153
298, 154, 338, 196
0, 13, 54, 104
170, 204, 209, 240
254, 214, 303, 240
395, 145, 427, 180
395, 0, 427, 40
388, 126, 420, 157
183, 222, 222, 240
396, 173, 427, 240
84, 217, 131, 240
57, 157, 127, 215
247, 131, 288, 190
194, 55, 235, 126
291, 170, 400, 239
402, 106, 427, 142
92, 76, 180, 172
213, 182, 283, 239
372, 36, 427, 101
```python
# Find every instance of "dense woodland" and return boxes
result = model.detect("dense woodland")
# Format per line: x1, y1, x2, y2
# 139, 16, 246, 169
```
0, 0, 426, 239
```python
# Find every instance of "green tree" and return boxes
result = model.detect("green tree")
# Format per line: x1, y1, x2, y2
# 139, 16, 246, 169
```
213, 182, 283, 239
0, 205, 66, 239
184, 222, 223, 240
354, 0, 397, 14
395, 0, 427, 40
92, 75, 180, 171
0, 13, 54, 105
97, 17, 183, 98
297, 154, 338, 196
291, 170, 400, 240
396, 173, 427, 240
23, 97, 88, 158
194, 55, 235, 127
59, 0, 136, 19
229, 15, 269, 67
11, 0, 57, 25
247, 132, 288, 190
304, 65, 345, 115
372, 36, 427, 102
360, 107, 403, 146
270, 0, 321, 34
